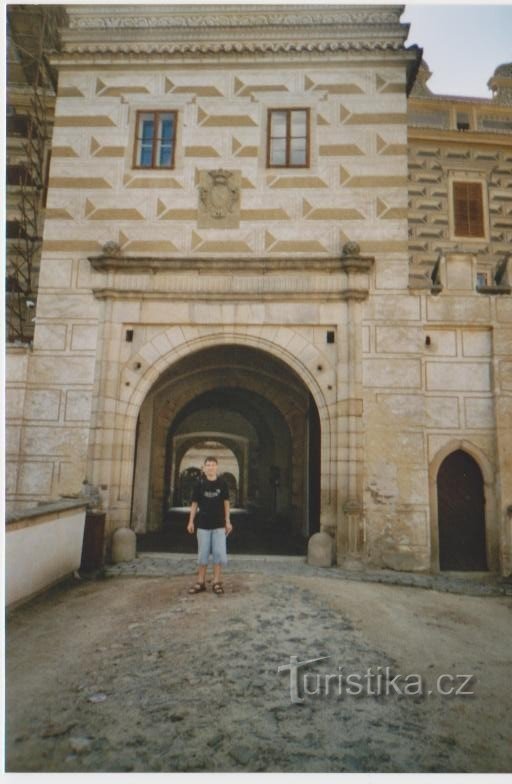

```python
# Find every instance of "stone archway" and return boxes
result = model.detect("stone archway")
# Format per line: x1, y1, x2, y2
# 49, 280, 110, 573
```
131, 344, 322, 554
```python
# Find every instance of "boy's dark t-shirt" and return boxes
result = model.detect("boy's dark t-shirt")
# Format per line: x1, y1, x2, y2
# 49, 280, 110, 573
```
191, 476, 229, 530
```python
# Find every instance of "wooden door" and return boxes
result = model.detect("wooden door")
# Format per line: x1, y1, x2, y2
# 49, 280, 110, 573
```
437, 450, 487, 571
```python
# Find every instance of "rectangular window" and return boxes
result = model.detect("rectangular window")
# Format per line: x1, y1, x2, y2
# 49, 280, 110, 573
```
134, 111, 177, 169
453, 181, 485, 238
476, 271, 489, 288
6, 164, 32, 186
456, 111, 470, 131
267, 108, 309, 168
7, 113, 32, 137
6, 220, 27, 239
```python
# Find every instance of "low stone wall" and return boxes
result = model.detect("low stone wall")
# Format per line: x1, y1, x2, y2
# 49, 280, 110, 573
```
6, 499, 88, 608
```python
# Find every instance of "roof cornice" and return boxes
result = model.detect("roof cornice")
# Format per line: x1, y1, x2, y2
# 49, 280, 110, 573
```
57, 3, 410, 59
64, 4, 405, 31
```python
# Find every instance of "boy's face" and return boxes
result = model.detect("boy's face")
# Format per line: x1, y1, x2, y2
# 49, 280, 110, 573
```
204, 460, 218, 480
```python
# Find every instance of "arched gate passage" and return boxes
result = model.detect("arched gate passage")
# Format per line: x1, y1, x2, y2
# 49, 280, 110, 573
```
131, 345, 321, 555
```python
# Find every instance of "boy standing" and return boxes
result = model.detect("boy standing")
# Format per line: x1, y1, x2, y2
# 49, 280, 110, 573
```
186, 456, 232, 594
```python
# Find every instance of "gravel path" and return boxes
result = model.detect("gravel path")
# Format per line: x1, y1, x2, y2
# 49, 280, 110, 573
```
6, 556, 512, 773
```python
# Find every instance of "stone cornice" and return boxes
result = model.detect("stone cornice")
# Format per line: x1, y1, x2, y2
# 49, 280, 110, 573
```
339, 255, 374, 274
56, 39, 407, 58
88, 253, 375, 302
92, 288, 352, 303
408, 126, 512, 147
65, 4, 404, 31
58, 3, 409, 59
89, 254, 359, 274
409, 95, 512, 112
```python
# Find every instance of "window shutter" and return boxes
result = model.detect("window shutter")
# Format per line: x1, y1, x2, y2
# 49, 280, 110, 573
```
453, 182, 469, 235
466, 182, 484, 237
453, 181, 484, 237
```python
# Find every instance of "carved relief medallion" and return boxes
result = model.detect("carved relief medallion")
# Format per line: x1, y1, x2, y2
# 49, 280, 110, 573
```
198, 169, 241, 228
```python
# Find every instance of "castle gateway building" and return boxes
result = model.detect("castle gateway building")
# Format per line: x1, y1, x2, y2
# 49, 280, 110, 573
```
6, 5, 512, 575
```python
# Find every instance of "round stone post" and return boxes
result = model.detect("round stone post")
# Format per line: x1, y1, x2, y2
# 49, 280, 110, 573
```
112, 526, 137, 563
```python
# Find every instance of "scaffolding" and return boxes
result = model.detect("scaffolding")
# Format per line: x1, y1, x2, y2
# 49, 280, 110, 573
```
6, 5, 64, 343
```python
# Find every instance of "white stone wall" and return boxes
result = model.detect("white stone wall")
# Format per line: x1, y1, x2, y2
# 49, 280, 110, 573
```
6, 258, 99, 508
6, 502, 87, 607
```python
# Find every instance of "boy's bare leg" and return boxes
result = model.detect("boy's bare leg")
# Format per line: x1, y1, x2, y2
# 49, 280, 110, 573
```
197, 564, 207, 584
213, 564, 222, 584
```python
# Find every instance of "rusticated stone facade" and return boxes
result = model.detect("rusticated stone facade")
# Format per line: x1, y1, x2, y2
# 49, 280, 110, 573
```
5, 5, 512, 576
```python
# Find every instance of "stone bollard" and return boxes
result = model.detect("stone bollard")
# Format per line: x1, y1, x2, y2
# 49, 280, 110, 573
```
112, 527, 137, 563
307, 531, 335, 567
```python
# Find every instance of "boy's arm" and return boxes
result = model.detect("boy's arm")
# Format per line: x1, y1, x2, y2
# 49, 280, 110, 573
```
224, 499, 232, 534
187, 501, 198, 533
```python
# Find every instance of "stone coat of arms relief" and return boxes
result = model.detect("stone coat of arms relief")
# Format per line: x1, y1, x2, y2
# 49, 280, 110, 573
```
198, 169, 241, 228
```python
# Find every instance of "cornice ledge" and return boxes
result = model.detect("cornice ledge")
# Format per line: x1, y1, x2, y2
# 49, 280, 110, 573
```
339, 289, 371, 302
476, 284, 511, 296
67, 7, 404, 31
60, 39, 405, 57
91, 288, 348, 303
88, 253, 349, 273
339, 255, 374, 274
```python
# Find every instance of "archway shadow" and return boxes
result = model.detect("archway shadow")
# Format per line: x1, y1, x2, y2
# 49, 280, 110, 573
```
137, 507, 308, 556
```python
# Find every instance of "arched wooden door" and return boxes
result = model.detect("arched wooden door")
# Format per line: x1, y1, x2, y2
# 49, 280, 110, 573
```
437, 450, 487, 571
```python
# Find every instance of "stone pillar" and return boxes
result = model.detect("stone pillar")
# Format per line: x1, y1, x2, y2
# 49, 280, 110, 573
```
88, 295, 131, 535
493, 316, 512, 575
130, 393, 154, 533
337, 243, 374, 567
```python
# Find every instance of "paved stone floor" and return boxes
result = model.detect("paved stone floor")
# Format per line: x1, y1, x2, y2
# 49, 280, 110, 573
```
6, 555, 512, 773
106, 552, 512, 596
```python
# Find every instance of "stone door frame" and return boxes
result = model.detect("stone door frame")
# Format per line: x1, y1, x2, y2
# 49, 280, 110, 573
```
428, 439, 498, 573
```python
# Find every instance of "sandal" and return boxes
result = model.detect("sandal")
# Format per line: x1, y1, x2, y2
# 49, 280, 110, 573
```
188, 582, 206, 594
212, 582, 224, 595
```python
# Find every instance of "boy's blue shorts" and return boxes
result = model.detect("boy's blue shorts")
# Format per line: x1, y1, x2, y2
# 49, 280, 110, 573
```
196, 527, 228, 566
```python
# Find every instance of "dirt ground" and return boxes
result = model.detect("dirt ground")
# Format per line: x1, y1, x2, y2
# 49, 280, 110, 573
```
5, 563, 512, 773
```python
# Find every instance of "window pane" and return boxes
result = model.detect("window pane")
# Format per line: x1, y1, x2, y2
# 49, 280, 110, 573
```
160, 116, 174, 143
291, 110, 307, 137
159, 144, 172, 167
290, 138, 306, 165
139, 144, 153, 166
270, 111, 287, 137
140, 116, 154, 143
270, 138, 286, 165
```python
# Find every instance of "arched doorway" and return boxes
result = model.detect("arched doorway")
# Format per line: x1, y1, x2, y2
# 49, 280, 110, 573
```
174, 439, 240, 506
178, 466, 202, 507
131, 345, 321, 555
437, 449, 487, 571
